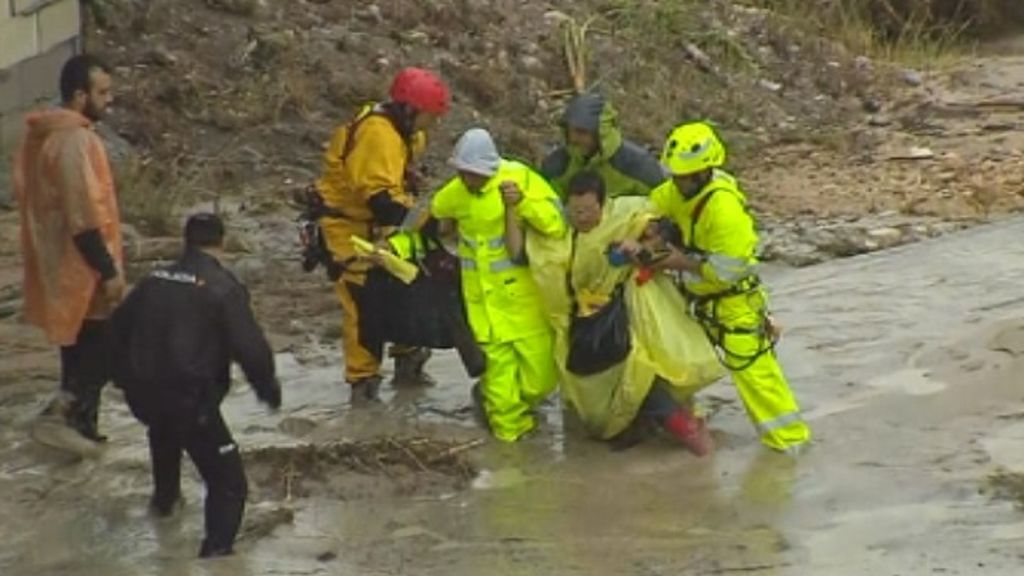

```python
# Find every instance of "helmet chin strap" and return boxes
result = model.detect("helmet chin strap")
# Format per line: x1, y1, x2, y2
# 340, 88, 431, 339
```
678, 170, 712, 199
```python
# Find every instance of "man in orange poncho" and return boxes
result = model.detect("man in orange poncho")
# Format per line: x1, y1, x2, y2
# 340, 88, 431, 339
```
12, 54, 125, 450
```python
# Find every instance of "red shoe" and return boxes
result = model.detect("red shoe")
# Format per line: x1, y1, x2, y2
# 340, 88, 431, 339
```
664, 409, 714, 457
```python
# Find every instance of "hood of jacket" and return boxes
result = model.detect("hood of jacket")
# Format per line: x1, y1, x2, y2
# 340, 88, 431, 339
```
561, 92, 623, 160
24, 108, 92, 141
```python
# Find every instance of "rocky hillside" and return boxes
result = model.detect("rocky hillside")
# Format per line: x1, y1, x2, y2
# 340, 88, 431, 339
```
83, 1, 875, 194
79, 0, 1024, 268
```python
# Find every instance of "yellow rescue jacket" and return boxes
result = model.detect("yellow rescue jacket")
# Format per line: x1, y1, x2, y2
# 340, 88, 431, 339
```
649, 169, 759, 296
431, 160, 567, 343
316, 104, 426, 282
316, 103, 426, 221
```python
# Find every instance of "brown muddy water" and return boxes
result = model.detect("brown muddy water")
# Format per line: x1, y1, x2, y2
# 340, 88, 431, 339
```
5, 218, 1024, 575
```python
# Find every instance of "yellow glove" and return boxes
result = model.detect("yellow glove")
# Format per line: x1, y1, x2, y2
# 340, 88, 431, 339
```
351, 235, 420, 284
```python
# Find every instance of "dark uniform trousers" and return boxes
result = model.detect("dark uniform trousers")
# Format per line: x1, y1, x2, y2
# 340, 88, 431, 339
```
59, 319, 111, 439
146, 407, 247, 554
112, 248, 280, 557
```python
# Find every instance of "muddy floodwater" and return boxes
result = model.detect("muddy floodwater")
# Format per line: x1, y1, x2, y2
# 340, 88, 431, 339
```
5, 218, 1024, 575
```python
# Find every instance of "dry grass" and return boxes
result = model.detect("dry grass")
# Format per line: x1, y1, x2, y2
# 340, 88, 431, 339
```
273, 65, 318, 123
985, 468, 1024, 508
87, 0, 1022, 215
749, 0, 1022, 67
853, 0, 1024, 38
114, 115, 268, 236
115, 153, 238, 237
115, 158, 198, 236
245, 437, 483, 501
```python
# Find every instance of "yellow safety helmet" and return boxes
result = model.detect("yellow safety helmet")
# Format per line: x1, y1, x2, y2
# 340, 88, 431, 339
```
660, 121, 726, 176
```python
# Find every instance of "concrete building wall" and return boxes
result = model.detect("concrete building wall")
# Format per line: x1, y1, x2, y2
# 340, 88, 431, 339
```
0, 0, 82, 159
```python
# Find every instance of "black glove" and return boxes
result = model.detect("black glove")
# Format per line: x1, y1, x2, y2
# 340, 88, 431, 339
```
635, 248, 655, 266
654, 218, 683, 248
259, 381, 282, 410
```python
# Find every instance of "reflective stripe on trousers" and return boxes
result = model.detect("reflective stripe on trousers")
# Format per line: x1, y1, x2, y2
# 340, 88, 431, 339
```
713, 294, 811, 453
756, 411, 804, 435
706, 253, 757, 284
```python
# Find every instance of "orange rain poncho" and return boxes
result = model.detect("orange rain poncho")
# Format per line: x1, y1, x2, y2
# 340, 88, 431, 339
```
13, 108, 123, 346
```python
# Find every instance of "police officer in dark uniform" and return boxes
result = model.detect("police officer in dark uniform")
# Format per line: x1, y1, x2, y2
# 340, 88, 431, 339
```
110, 213, 281, 558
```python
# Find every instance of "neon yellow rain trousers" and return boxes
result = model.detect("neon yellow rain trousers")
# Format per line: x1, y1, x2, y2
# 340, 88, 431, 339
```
650, 170, 811, 453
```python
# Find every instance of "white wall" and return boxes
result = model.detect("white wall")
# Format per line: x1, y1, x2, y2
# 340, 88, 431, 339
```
0, 0, 82, 157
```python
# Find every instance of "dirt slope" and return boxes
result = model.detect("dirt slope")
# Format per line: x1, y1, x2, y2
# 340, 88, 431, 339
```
75, 0, 1024, 267
4, 3, 1024, 571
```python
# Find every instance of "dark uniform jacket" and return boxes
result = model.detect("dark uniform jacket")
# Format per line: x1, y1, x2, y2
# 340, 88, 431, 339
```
111, 248, 280, 423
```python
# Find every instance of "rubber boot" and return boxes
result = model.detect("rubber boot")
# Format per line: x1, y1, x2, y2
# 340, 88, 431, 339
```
198, 540, 234, 559
392, 347, 433, 385
71, 393, 108, 443
664, 408, 713, 457
350, 375, 382, 403
470, 382, 490, 432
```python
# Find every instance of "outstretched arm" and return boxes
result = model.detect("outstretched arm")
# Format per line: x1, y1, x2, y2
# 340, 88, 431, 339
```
223, 286, 281, 409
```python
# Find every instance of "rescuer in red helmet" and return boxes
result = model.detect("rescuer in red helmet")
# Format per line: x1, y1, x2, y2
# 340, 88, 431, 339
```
312, 67, 451, 401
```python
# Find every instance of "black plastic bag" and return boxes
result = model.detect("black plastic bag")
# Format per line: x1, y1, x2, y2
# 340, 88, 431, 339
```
421, 247, 487, 378
365, 266, 454, 351
566, 285, 631, 376
362, 242, 487, 378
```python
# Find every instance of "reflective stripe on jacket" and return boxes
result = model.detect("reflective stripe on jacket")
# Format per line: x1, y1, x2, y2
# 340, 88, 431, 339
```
649, 169, 758, 296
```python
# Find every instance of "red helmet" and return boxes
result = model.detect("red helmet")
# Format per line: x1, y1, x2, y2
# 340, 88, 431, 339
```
389, 67, 451, 116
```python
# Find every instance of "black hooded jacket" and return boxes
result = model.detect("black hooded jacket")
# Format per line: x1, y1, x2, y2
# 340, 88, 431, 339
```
110, 248, 280, 421
540, 93, 666, 198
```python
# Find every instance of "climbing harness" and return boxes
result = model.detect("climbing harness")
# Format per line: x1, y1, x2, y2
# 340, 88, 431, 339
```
684, 277, 778, 372
680, 188, 779, 372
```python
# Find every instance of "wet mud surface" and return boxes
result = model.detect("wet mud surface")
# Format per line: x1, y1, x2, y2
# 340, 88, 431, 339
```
9, 16, 1024, 574
3, 218, 1024, 574
245, 438, 479, 501
13, 37, 1024, 564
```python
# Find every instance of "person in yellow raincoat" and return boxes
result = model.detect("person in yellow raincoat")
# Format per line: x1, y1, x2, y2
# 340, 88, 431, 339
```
429, 128, 567, 442
633, 121, 811, 454
524, 171, 723, 455
314, 68, 450, 401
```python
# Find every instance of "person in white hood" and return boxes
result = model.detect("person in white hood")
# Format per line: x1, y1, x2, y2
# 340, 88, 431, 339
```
427, 129, 568, 441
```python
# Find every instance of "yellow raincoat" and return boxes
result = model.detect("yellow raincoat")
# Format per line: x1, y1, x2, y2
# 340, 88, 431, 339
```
528, 197, 723, 439
431, 160, 566, 442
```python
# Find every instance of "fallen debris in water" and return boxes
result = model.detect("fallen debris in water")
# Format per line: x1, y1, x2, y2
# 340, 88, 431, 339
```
316, 551, 338, 562
984, 468, 1024, 508
246, 437, 484, 501
239, 504, 296, 542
